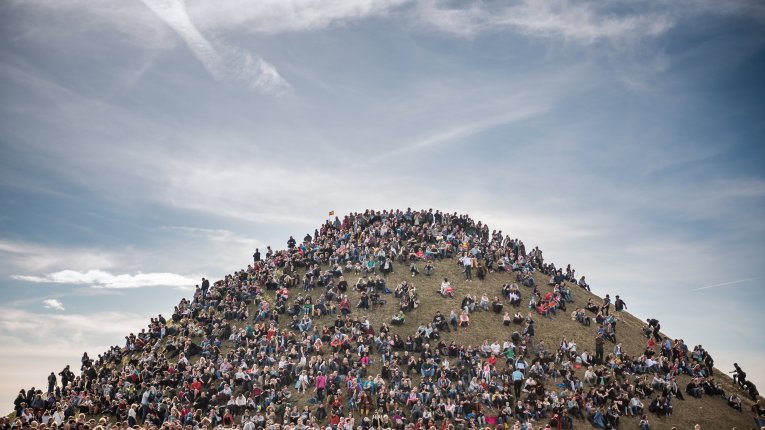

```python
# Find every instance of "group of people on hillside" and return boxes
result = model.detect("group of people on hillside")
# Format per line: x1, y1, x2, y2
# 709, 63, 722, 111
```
9, 209, 762, 430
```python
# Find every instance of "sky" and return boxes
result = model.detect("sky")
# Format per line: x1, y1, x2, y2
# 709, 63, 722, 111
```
1, 0, 765, 410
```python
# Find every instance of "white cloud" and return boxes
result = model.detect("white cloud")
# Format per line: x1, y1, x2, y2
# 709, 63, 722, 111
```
187, 0, 410, 34
415, 0, 673, 43
0, 239, 117, 273
0, 308, 147, 341
13, 269, 198, 290
160, 226, 262, 248
139, 0, 289, 94
12, 0, 176, 51
0, 308, 152, 406
42, 299, 65, 311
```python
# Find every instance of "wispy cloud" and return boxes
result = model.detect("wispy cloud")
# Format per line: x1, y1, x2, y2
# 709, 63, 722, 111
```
692, 277, 760, 292
14, 269, 198, 290
159, 226, 262, 248
42, 299, 65, 311
0, 308, 148, 351
188, 0, 410, 34
383, 105, 550, 160
415, 0, 673, 43
139, 0, 289, 94
0, 239, 117, 273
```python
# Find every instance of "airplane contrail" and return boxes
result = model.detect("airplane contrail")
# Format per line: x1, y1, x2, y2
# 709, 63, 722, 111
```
691, 277, 760, 291
139, 0, 289, 94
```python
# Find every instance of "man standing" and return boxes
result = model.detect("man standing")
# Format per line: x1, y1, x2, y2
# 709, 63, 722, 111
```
614, 295, 627, 322
47, 372, 56, 394
512, 367, 524, 398
601, 294, 611, 316
461, 253, 473, 281
595, 335, 605, 365
201, 277, 210, 297
253, 248, 261, 263
59, 365, 72, 389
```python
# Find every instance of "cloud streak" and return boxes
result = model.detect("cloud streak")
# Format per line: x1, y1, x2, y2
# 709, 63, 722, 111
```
416, 0, 673, 43
692, 277, 760, 291
139, 0, 289, 94
42, 299, 65, 311
14, 269, 198, 290
383, 105, 550, 160
188, 0, 410, 34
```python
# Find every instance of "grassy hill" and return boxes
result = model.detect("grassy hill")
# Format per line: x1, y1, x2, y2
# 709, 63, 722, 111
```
270, 258, 756, 430
10, 212, 760, 430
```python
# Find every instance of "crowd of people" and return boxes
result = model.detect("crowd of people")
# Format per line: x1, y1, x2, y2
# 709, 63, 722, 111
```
7, 209, 762, 430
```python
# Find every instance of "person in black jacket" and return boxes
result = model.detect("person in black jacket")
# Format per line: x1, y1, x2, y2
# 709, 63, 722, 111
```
646, 318, 662, 342
614, 295, 627, 322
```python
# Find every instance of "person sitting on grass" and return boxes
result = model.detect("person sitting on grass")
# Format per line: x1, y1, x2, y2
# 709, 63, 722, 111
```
492, 296, 504, 314
391, 311, 405, 326
459, 310, 470, 327
578, 276, 590, 291
479, 293, 490, 311
585, 298, 599, 313
409, 262, 419, 278
424, 261, 433, 276
432, 311, 449, 332
573, 308, 591, 326
638, 414, 651, 430
727, 393, 742, 411
512, 311, 524, 324
439, 278, 454, 298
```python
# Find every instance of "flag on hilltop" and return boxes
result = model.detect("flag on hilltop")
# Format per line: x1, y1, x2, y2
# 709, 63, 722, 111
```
329, 210, 335, 216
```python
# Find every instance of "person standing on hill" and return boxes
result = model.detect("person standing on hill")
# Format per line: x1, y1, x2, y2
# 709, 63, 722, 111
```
595, 334, 605, 364
460, 253, 473, 281
614, 295, 627, 322
47, 372, 56, 394
512, 367, 524, 398
315, 372, 327, 401
201, 277, 210, 297
647, 318, 662, 342
601, 294, 611, 316
58, 365, 73, 389
731, 363, 747, 387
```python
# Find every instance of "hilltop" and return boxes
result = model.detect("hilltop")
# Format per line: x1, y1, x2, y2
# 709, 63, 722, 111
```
8, 210, 762, 430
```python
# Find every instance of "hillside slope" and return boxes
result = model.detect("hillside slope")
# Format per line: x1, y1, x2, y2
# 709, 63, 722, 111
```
9, 210, 760, 430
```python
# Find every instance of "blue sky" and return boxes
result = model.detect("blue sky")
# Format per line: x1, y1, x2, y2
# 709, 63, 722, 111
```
1, 0, 765, 408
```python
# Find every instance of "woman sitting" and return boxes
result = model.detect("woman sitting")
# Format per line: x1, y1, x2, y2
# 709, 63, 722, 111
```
440, 278, 454, 298
512, 311, 524, 324
459, 310, 470, 327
